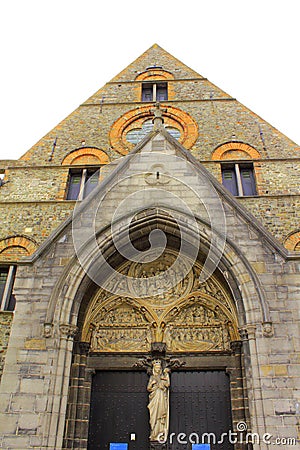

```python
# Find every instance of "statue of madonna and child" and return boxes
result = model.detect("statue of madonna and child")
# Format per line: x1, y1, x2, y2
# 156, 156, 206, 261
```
147, 359, 170, 443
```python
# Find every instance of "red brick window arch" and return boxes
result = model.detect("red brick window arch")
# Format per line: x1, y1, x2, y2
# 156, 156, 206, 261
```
110, 105, 198, 155
212, 143, 261, 197
62, 148, 110, 201
212, 142, 261, 161
0, 236, 37, 261
62, 147, 110, 166
135, 69, 175, 102
284, 231, 300, 251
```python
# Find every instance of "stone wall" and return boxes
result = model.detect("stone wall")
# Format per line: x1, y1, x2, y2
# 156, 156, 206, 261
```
0, 312, 13, 382
0, 133, 299, 447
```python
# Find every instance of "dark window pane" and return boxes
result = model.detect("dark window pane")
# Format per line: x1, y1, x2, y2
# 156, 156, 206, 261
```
142, 84, 153, 102
0, 269, 8, 305
156, 83, 168, 101
67, 172, 82, 200
6, 294, 16, 311
83, 170, 99, 198
0, 267, 15, 311
222, 168, 238, 196
241, 168, 257, 195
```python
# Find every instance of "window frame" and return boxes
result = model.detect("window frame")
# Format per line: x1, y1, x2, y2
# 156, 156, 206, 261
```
0, 265, 16, 311
221, 162, 257, 196
141, 82, 168, 102
66, 167, 101, 201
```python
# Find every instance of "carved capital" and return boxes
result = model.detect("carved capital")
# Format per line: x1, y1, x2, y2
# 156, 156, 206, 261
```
79, 341, 91, 355
43, 322, 53, 338
151, 342, 167, 358
59, 323, 78, 339
238, 327, 248, 341
246, 325, 257, 340
262, 321, 274, 338
230, 340, 242, 354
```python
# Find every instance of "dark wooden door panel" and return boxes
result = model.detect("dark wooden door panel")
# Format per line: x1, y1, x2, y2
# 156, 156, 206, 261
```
88, 371, 149, 450
88, 370, 233, 450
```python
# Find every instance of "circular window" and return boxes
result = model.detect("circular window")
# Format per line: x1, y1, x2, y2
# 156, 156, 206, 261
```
125, 120, 181, 145
110, 105, 198, 155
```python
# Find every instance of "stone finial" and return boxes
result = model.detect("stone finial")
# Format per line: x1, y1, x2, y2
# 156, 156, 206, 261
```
152, 102, 166, 130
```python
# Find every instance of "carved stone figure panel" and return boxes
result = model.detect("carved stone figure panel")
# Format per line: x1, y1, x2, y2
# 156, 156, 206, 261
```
91, 325, 151, 352
89, 301, 153, 353
127, 251, 194, 307
162, 296, 237, 352
82, 254, 239, 354
164, 325, 230, 352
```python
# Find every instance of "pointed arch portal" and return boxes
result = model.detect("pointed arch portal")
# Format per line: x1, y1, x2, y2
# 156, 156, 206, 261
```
57, 212, 260, 450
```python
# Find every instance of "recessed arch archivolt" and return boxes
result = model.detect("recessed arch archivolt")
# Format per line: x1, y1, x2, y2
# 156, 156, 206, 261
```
79, 251, 240, 354
46, 211, 270, 334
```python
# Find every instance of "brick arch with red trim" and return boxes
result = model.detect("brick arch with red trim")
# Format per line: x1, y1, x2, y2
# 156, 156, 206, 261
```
135, 69, 174, 81
62, 148, 110, 166
212, 142, 261, 160
109, 105, 198, 155
284, 231, 300, 251
0, 236, 37, 261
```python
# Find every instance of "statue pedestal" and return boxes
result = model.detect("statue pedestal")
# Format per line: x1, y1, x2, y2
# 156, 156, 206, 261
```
150, 441, 168, 450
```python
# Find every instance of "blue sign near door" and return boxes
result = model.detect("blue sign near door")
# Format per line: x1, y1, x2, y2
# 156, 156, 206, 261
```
192, 445, 211, 450
109, 444, 128, 450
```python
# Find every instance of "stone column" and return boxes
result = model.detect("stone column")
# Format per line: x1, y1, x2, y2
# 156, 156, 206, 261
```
47, 323, 78, 449
229, 340, 250, 450
63, 341, 93, 449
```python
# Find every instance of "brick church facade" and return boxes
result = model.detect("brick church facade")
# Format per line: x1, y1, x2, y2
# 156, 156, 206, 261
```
0, 45, 299, 449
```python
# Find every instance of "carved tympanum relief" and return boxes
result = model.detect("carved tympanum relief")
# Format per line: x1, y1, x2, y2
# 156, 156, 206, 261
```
82, 251, 239, 353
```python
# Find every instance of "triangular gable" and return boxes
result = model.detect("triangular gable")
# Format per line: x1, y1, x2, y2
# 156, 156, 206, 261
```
109, 44, 203, 82
27, 125, 291, 262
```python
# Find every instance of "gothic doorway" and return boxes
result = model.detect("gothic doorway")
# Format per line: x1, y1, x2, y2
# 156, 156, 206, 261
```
64, 249, 248, 449
87, 370, 234, 450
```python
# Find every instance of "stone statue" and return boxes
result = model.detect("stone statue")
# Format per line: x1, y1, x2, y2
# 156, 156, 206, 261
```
147, 359, 170, 442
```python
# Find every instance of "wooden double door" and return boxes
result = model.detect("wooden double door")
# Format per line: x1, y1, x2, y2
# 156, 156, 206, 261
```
88, 370, 234, 450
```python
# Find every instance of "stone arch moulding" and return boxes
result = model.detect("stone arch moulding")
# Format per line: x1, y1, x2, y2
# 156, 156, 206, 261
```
212, 142, 261, 160
43, 212, 271, 449
135, 69, 175, 81
283, 230, 300, 251
61, 147, 110, 166
0, 235, 37, 260
45, 211, 269, 333
109, 105, 198, 155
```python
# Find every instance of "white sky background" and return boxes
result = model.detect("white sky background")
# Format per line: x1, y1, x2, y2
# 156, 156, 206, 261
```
0, 0, 299, 160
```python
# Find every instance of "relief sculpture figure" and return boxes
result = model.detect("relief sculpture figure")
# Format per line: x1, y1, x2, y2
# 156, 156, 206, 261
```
147, 359, 170, 442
